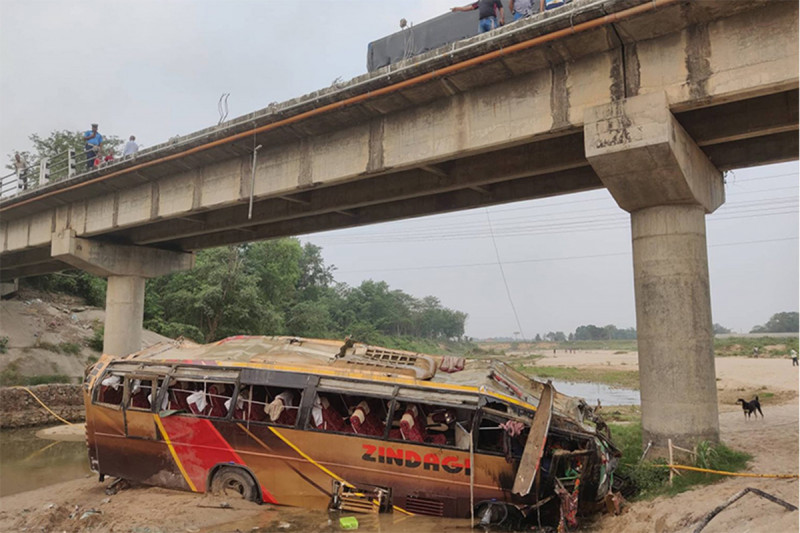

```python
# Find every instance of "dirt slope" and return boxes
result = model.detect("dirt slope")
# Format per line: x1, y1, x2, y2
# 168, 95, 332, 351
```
0, 289, 171, 383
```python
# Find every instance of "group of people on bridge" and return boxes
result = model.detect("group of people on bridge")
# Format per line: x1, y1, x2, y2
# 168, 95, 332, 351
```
83, 123, 140, 170
451, 0, 567, 34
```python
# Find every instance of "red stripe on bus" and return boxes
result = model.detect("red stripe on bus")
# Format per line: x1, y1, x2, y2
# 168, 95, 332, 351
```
159, 416, 277, 504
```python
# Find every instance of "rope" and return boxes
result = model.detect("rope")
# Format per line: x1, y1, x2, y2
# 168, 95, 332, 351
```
656, 464, 799, 479
11, 386, 73, 425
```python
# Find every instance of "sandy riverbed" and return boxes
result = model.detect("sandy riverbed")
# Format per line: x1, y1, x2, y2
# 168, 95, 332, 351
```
0, 351, 797, 533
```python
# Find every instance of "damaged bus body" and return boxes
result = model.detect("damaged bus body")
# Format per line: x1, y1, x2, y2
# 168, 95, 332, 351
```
84, 336, 620, 527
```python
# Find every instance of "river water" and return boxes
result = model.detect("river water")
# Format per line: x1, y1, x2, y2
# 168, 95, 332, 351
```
549, 379, 640, 406
0, 425, 91, 497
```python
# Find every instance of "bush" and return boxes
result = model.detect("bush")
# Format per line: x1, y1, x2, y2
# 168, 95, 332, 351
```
88, 327, 104, 352
0, 336, 8, 354
37, 342, 61, 353
59, 342, 81, 355
143, 318, 203, 343
21, 270, 106, 307
608, 422, 751, 499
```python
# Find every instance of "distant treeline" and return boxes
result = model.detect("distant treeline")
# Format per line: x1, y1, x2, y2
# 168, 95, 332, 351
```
24, 239, 467, 345
530, 324, 637, 343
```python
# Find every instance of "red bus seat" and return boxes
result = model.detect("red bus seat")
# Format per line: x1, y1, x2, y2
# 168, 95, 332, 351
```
350, 400, 384, 436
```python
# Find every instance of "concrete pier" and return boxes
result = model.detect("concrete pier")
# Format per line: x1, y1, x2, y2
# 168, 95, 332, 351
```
50, 230, 193, 356
104, 276, 147, 357
585, 92, 724, 454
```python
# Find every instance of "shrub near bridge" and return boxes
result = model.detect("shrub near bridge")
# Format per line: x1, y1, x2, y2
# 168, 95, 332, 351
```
609, 422, 751, 499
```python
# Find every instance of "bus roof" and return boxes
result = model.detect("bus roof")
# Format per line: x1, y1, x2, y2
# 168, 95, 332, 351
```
118, 335, 590, 426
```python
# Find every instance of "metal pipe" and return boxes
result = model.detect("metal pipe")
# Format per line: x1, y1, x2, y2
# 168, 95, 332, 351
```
1, 0, 682, 214
248, 144, 263, 220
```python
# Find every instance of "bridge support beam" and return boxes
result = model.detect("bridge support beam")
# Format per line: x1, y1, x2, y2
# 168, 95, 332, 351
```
584, 92, 725, 457
51, 230, 194, 356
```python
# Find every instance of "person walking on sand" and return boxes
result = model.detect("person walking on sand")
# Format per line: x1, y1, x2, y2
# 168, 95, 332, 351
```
791, 349, 798, 367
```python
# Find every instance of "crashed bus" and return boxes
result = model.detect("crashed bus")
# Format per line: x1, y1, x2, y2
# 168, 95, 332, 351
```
84, 336, 621, 527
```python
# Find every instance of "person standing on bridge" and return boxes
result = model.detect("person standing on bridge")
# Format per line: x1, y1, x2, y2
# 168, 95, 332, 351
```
14, 153, 28, 190
122, 135, 139, 158
451, 0, 505, 33
510, 0, 535, 20
83, 123, 103, 170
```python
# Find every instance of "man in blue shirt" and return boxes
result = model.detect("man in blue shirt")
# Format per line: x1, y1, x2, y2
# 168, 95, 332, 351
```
84, 123, 103, 170
452, 0, 505, 33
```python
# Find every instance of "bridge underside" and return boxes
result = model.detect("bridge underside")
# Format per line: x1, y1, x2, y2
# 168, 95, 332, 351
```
1, 88, 796, 281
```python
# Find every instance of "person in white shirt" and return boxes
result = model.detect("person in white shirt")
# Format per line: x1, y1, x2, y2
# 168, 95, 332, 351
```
122, 135, 139, 157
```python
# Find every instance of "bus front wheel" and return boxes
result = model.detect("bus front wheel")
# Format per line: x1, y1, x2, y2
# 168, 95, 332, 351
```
210, 467, 259, 502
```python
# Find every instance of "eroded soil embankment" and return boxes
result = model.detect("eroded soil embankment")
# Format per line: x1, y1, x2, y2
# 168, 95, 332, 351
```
0, 384, 83, 428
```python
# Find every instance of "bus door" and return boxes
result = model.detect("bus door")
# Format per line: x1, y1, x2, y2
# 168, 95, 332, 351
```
123, 375, 160, 440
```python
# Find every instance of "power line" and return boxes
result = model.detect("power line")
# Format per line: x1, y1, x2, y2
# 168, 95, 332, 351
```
484, 208, 526, 340
308, 190, 798, 245
334, 236, 797, 274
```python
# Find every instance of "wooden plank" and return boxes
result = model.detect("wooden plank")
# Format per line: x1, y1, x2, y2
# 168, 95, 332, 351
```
512, 381, 554, 496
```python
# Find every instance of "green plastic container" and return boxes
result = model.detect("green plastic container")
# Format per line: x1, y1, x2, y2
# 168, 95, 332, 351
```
339, 516, 359, 530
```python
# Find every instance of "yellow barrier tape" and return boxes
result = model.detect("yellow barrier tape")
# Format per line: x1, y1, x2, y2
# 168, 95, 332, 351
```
12, 386, 73, 425
659, 464, 799, 479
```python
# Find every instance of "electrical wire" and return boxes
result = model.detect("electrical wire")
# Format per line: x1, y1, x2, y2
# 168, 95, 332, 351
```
333, 237, 798, 274
485, 208, 527, 340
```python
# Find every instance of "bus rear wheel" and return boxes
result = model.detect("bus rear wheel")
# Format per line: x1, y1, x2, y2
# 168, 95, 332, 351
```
210, 467, 259, 502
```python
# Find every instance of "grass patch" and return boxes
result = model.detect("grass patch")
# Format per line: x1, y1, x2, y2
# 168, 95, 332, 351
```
0, 336, 8, 354
36, 341, 61, 353
0, 360, 73, 386
59, 342, 82, 355
520, 365, 640, 389
601, 404, 641, 423
610, 421, 751, 500
714, 335, 799, 357
88, 326, 104, 352
478, 339, 640, 352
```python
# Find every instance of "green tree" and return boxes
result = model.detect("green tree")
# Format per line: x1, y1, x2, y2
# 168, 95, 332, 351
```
750, 312, 799, 333
713, 323, 731, 334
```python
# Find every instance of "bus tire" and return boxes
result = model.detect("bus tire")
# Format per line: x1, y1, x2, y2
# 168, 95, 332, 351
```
210, 467, 259, 502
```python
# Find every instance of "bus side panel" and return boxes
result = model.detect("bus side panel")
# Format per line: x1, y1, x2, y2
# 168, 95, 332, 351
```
296, 431, 518, 517
224, 423, 522, 517
88, 406, 192, 492
224, 421, 330, 508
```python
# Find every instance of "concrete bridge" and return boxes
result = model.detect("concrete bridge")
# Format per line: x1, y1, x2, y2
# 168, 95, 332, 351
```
1, 0, 797, 454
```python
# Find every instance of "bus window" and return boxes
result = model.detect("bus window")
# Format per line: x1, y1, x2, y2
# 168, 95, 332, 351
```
166, 379, 234, 418
126, 378, 155, 412
346, 396, 388, 437
233, 385, 301, 426
96, 373, 124, 407
477, 402, 529, 459
308, 393, 352, 433
386, 401, 474, 448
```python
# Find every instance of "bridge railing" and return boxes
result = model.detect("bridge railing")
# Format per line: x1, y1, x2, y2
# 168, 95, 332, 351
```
1, 145, 118, 198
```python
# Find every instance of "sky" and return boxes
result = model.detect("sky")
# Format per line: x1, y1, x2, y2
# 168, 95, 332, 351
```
1, 1, 797, 338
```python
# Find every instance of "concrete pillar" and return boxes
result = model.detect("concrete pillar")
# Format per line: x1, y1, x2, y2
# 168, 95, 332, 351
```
104, 276, 146, 356
584, 92, 725, 456
632, 204, 719, 450
51, 230, 194, 356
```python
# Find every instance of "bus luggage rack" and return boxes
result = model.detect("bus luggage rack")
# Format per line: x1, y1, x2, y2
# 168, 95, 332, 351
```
332, 481, 390, 514
362, 347, 419, 366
